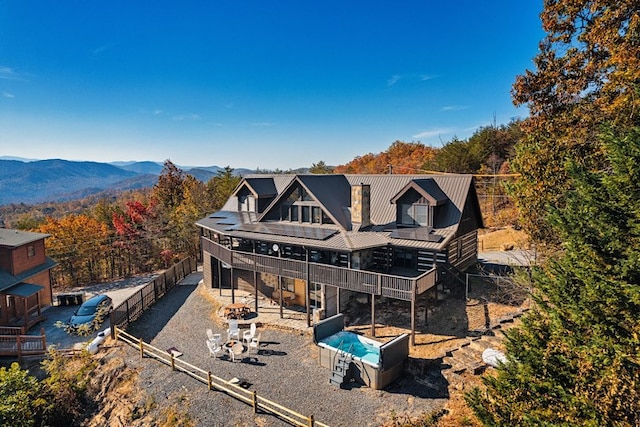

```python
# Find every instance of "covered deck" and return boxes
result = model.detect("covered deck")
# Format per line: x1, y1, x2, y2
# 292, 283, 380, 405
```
202, 237, 438, 345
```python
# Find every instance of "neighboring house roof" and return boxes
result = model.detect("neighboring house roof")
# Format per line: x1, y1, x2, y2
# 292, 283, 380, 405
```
0, 257, 57, 292
197, 174, 483, 252
0, 229, 50, 248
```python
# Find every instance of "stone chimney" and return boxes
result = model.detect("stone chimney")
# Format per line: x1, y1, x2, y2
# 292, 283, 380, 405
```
351, 183, 371, 227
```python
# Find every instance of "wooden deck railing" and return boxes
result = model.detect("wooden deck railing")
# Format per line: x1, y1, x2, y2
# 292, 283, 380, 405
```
115, 328, 329, 427
202, 237, 437, 301
0, 327, 47, 359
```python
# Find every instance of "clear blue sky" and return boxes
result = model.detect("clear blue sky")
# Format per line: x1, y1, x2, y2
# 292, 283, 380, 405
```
0, 1, 544, 170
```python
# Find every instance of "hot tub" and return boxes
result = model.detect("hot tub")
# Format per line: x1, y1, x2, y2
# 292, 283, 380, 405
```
314, 314, 409, 389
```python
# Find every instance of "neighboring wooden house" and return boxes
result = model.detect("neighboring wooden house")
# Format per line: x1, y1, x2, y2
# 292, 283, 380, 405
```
0, 228, 56, 332
197, 174, 484, 343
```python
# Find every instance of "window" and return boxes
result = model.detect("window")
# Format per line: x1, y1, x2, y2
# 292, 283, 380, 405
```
399, 204, 433, 227
27, 245, 35, 258
301, 206, 310, 223
290, 205, 299, 222
239, 195, 255, 212
400, 204, 412, 225
312, 207, 321, 224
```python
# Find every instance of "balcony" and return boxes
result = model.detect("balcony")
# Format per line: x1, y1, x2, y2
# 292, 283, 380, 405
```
202, 237, 437, 302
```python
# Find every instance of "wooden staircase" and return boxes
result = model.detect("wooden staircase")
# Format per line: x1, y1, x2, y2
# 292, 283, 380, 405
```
329, 343, 353, 388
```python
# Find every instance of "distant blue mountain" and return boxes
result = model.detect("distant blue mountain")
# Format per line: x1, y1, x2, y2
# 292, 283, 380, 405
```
0, 159, 252, 206
112, 161, 164, 175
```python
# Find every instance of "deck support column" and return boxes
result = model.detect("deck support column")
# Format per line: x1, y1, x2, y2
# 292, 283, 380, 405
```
370, 294, 376, 337
253, 269, 258, 314
231, 266, 235, 303
411, 282, 417, 346
305, 249, 311, 327
254, 241, 259, 313
279, 276, 283, 318
218, 259, 222, 296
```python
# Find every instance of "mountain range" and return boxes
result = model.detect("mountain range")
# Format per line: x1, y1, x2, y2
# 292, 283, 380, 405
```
0, 158, 250, 206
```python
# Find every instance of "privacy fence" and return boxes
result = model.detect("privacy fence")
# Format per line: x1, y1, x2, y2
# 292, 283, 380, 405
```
114, 328, 329, 427
109, 257, 197, 334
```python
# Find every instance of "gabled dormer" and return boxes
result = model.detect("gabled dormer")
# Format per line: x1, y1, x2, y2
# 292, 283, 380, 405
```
259, 175, 351, 230
390, 179, 448, 228
232, 177, 277, 214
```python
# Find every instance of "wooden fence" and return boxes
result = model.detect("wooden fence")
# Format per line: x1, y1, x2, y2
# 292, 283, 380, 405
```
114, 328, 329, 427
110, 257, 197, 333
0, 326, 47, 360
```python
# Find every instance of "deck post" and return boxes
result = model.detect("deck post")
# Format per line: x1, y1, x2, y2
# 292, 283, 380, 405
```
279, 276, 283, 318
371, 294, 376, 337
253, 261, 258, 314
254, 242, 259, 313
305, 249, 311, 327
411, 284, 416, 346
231, 266, 235, 303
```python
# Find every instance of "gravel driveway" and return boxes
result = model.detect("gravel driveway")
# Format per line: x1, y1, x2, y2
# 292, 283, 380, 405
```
121, 279, 447, 426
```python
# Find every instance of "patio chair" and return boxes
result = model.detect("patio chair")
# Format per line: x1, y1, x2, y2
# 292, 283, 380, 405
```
249, 332, 261, 354
227, 319, 240, 341
242, 322, 257, 346
228, 342, 244, 362
207, 329, 222, 346
206, 340, 222, 358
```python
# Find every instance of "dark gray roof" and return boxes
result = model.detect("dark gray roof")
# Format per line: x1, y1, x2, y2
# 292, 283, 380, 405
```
3, 282, 44, 297
296, 175, 351, 230
390, 179, 448, 206
0, 257, 57, 291
198, 173, 481, 252
0, 228, 50, 248
240, 177, 277, 198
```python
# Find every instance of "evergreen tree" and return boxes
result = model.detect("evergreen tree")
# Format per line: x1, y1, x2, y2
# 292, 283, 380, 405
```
466, 126, 640, 426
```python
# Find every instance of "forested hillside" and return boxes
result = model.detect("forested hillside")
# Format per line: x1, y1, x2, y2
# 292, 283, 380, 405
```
3, 162, 240, 289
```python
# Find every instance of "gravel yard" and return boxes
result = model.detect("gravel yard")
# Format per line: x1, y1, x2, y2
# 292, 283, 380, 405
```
122, 280, 446, 427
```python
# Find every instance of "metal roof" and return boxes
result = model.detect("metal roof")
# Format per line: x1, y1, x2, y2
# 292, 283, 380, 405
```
390, 179, 448, 206
197, 173, 481, 252
2, 282, 44, 297
0, 228, 50, 248
235, 177, 277, 198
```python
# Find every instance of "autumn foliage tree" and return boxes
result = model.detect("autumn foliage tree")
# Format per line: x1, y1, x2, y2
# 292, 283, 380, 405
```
112, 199, 157, 275
36, 214, 111, 287
510, 0, 640, 243
334, 141, 437, 174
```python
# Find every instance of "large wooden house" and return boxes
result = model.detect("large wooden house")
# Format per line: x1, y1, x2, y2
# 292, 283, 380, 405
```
197, 174, 483, 342
0, 228, 56, 332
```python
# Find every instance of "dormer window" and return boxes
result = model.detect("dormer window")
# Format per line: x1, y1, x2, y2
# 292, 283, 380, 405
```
400, 203, 433, 227
239, 194, 256, 212
391, 179, 447, 229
